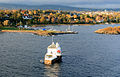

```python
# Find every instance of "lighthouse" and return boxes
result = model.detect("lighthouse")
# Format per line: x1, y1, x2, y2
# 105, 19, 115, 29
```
44, 42, 62, 65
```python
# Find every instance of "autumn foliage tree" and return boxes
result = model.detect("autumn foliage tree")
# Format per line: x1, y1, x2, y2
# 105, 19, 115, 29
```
3, 20, 10, 26
0, 22, 3, 28
40, 17, 46, 23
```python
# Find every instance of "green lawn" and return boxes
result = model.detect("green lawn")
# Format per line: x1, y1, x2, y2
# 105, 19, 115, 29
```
0, 27, 30, 30
0, 27, 19, 30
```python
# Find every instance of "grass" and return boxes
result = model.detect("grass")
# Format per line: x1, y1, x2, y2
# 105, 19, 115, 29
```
0, 27, 29, 30
0, 27, 19, 30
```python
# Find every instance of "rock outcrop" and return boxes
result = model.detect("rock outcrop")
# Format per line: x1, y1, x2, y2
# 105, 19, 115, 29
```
95, 26, 120, 35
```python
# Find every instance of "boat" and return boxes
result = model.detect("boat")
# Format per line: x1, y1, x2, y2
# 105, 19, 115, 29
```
66, 25, 78, 34
44, 42, 62, 65
105, 22, 109, 25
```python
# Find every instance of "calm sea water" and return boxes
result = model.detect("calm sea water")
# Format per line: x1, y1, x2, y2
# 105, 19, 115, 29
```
0, 24, 120, 77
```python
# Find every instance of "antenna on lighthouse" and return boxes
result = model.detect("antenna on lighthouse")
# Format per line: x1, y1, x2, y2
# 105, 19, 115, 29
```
52, 35, 54, 43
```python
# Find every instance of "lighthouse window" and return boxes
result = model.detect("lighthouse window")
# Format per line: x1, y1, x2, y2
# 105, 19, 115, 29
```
47, 55, 52, 58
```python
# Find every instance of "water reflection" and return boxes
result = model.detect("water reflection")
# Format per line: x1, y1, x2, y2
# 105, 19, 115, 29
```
44, 63, 61, 77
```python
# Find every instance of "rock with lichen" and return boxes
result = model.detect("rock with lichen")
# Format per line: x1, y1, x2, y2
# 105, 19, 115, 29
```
95, 26, 120, 35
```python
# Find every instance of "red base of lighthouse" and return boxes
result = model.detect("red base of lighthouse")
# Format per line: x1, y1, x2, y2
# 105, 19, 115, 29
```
44, 56, 62, 65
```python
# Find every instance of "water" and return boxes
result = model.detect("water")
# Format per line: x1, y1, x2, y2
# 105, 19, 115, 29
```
0, 24, 120, 77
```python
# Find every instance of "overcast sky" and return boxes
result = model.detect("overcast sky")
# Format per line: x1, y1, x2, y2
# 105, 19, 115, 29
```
0, 0, 120, 8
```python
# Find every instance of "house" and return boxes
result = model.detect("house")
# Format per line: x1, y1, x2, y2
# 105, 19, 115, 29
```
22, 14, 32, 19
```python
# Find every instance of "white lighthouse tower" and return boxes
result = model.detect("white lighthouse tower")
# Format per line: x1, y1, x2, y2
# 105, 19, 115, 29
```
44, 42, 62, 65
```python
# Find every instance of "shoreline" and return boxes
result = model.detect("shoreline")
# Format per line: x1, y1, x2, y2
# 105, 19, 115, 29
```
32, 23, 120, 27
33, 24, 96, 27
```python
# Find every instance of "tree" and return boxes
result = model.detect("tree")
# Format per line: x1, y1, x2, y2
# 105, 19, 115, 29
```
34, 10, 37, 15
40, 17, 46, 23
29, 10, 33, 15
51, 17, 55, 23
3, 20, 10, 26
0, 22, 3, 28
73, 15, 77, 19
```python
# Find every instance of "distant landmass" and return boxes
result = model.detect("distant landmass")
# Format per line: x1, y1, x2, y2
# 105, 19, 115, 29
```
0, 3, 120, 11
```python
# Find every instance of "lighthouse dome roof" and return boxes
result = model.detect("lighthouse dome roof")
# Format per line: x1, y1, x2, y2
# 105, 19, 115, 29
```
48, 42, 56, 49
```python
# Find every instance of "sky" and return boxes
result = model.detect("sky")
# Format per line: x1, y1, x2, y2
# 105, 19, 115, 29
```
0, 0, 120, 8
